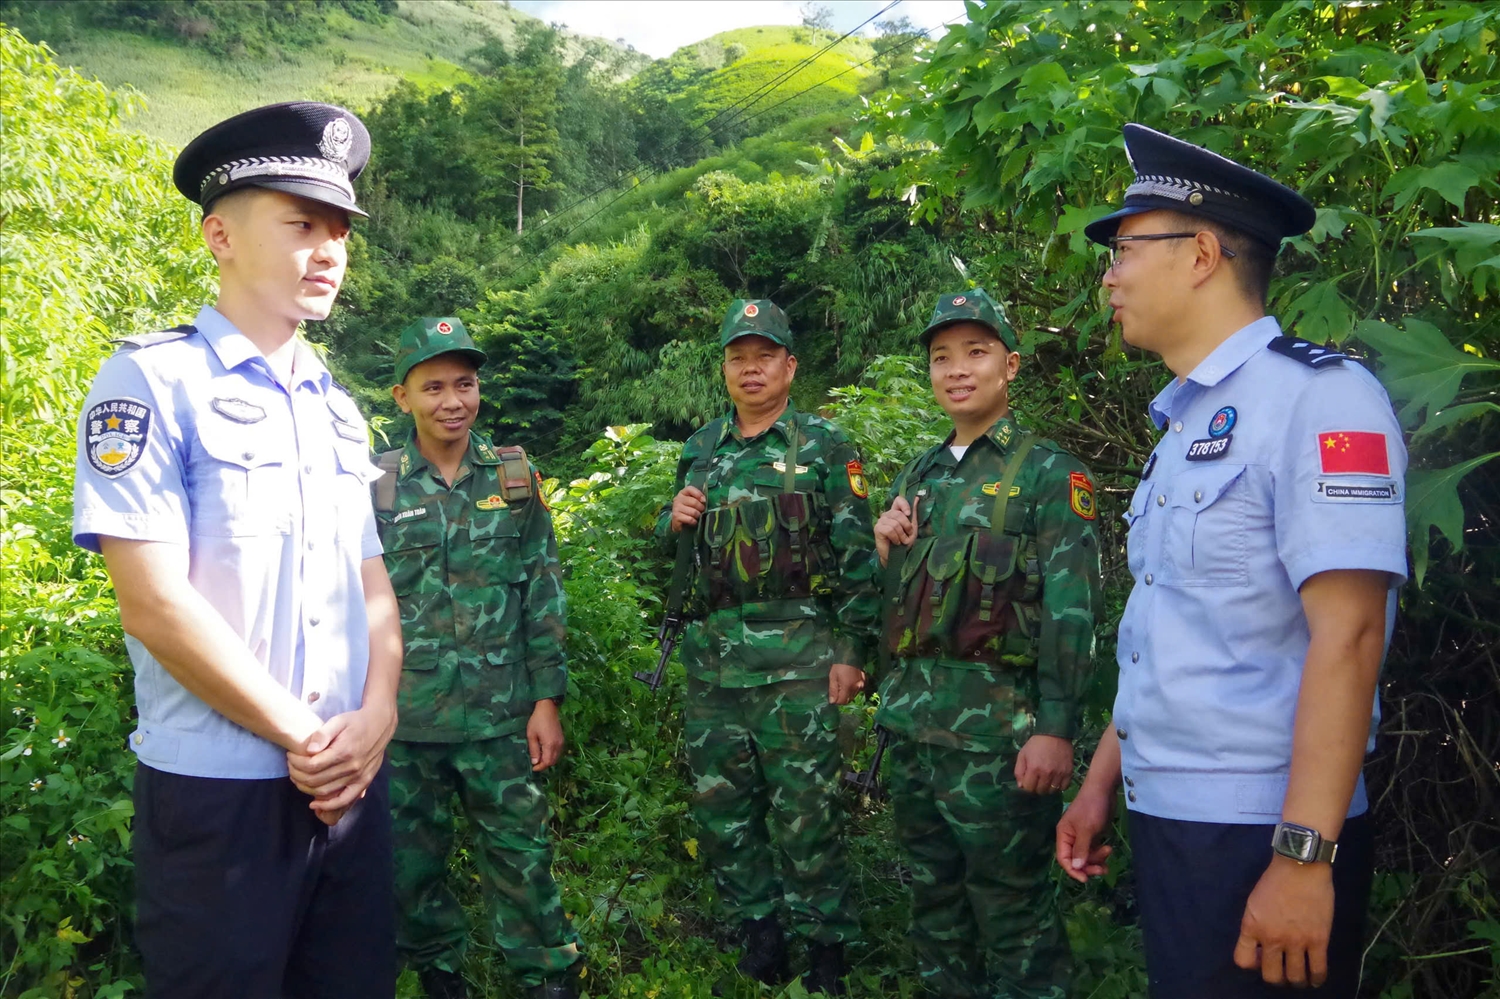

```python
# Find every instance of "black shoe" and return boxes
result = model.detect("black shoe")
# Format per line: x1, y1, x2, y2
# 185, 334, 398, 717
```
526, 977, 579, 999
801, 941, 848, 995
735, 915, 790, 985
418, 967, 468, 999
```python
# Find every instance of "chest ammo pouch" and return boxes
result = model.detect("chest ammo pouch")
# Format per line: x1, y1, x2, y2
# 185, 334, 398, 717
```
694, 427, 835, 612
888, 435, 1043, 663
372, 444, 533, 514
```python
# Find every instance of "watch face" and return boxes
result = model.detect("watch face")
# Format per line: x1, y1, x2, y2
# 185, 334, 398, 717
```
1278, 825, 1318, 862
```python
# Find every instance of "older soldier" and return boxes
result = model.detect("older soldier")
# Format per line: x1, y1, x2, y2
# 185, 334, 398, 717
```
374, 318, 581, 999
872, 288, 1102, 999
658, 300, 881, 995
1057, 124, 1407, 999
72, 103, 399, 997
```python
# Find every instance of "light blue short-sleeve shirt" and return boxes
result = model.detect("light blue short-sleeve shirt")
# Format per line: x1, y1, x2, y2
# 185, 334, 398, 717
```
1114, 317, 1408, 823
73, 306, 383, 779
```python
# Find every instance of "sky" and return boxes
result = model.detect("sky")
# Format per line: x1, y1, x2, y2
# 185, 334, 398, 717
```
510, 0, 969, 58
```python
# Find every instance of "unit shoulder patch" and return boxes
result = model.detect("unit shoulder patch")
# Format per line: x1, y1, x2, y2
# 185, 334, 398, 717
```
846, 460, 869, 499
1068, 470, 1097, 520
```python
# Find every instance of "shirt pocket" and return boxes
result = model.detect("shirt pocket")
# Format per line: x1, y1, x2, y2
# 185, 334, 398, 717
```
1161, 463, 1249, 586
467, 514, 529, 659
1123, 477, 1155, 577
190, 419, 291, 537
331, 434, 381, 544
382, 518, 444, 660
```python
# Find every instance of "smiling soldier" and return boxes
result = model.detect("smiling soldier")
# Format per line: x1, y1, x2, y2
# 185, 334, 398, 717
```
374, 317, 582, 999
872, 288, 1102, 999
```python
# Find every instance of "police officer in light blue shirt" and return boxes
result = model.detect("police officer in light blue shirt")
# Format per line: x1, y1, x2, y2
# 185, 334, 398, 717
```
72, 103, 402, 999
1055, 125, 1407, 999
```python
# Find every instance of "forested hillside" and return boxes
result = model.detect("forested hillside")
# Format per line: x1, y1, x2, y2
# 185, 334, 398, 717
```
2, 2, 1498, 998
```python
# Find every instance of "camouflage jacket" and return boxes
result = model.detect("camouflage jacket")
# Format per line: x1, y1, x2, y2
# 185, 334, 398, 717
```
874, 415, 1102, 751
654, 403, 881, 689
376, 431, 566, 742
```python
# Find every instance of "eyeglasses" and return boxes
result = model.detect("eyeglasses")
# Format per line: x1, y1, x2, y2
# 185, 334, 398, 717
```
1105, 232, 1237, 271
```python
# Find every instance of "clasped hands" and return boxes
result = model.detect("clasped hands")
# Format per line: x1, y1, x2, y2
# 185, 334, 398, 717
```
287, 705, 395, 827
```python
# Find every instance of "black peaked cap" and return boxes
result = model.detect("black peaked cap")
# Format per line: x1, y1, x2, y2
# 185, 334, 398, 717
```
174, 101, 371, 218
1085, 123, 1315, 248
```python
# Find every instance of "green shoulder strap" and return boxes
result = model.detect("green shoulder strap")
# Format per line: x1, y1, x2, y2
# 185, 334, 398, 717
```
372, 449, 403, 514
989, 433, 1038, 539
667, 417, 725, 618
783, 420, 802, 494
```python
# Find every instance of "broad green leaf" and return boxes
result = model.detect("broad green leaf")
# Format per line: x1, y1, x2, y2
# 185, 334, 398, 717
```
1382, 162, 1482, 211
1283, 280, 1353, 345
1353, 318, 1500, 423
1411, 402, 1500, 441
1406, 451, 1500, 585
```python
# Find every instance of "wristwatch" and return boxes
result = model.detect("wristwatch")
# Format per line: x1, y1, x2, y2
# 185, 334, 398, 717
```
1271, 821, 1338, 865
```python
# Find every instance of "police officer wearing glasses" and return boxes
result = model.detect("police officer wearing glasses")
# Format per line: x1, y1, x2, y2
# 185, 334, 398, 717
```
1055, 123, 1408, 999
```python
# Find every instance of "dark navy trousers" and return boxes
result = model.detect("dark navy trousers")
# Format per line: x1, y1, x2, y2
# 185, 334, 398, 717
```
1130, 811, 1374, 999
133, 762, 396, 999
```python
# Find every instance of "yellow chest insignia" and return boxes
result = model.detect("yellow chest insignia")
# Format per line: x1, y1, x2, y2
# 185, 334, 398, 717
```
772, 461, 810, 474
476, 494, 508, 511
981, 482, 1022, 497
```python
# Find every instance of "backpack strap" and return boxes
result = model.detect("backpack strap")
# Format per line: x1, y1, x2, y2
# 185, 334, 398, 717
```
495, 445, 534, 503
372, 449, 403, 514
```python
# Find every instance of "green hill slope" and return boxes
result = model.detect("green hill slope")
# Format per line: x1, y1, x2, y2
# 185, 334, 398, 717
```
0, 0, 644, 145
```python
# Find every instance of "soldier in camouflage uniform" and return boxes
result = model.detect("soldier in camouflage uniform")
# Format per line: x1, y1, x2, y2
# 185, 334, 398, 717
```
872, 290, 1103, 999
656, 300, 882, 995
376, 318, 582, 999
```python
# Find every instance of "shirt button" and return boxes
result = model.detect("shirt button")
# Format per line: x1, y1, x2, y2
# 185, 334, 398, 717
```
309, 617, 321, 627
1156, 494, 1166, 506
1117, 729, 1129, 740
304, 464, 313, 475
307, 692, 320, 704
1128, 790, 1138, 803
242, 451, 255, 461
307, 540, 315, 551
1145, 574, 1154, 585
1131, 652, 1140, 663
1173, 422, 1183, 433
1124, 776, 1135, 787
133, 733, 144, 745
1194, 490, 1203, 502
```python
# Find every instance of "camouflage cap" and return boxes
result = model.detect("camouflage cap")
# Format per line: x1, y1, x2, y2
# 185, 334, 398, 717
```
392, 317, 487, 385
720, 299, 793, 351
921, 288, 1018, 350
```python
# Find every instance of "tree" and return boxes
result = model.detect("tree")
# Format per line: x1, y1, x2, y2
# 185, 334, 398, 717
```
469, 23, 563, 233
800, 2, 833, 40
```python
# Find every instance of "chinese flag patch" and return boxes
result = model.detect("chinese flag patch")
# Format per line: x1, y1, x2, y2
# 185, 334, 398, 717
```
846, 460, 869, 499
1069, 471, 1096, 520
1317, 431, 1389, 475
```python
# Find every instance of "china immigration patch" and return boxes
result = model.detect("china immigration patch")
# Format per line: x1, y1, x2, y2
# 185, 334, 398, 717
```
84, 398, 151, 476
1069, 471, 1096, 520
846, 460, 869, 499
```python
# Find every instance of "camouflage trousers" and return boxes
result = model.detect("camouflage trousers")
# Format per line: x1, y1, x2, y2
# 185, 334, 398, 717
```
684, 675, 858, 943
389, 736, 580, 986
888, 737, 1070, 999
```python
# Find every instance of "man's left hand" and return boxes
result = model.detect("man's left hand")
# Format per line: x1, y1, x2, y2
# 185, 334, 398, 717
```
527, 699, 565, 772
1014, 734, 1074, 794
287, 703, 395, 808
1234, 855, 1335, 988
828, 663, 866, 705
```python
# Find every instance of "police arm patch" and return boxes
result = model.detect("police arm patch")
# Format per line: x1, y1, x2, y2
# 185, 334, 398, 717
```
846, 460, 869, 499
84, 398, 152, 476
1069, 471, 1097, 520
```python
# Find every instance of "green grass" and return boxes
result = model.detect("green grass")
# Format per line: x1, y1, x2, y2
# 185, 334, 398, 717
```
16, 0, 636, 147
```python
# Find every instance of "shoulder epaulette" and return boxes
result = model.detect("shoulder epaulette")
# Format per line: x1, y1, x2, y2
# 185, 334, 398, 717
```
111, 324, 196, 352
1267, 335, 1347, 369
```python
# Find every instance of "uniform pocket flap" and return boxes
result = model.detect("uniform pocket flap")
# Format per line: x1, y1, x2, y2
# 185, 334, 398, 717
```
384, 516, 442, 552
740, 497, 777, 541
197, 420, 281, 469
969, 532, 1017, 584
485, 648, 524, 666
924, 534, 971, 582
1169, 464, 1246, 512
333, 439, 382, 484
900, 536, 937, 585
703, 506, 737, 547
